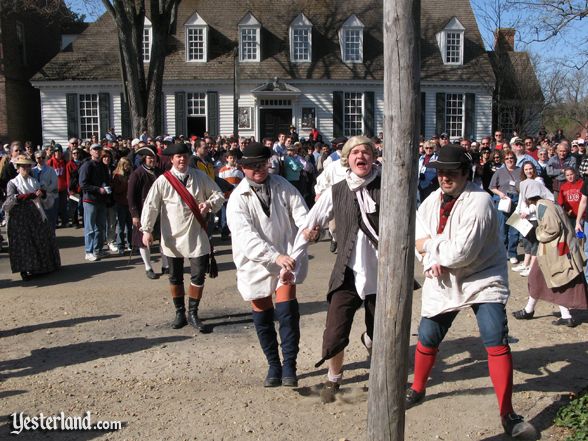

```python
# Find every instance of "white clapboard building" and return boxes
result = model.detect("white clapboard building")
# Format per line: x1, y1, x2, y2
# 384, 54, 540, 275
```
31, 0, 539, 145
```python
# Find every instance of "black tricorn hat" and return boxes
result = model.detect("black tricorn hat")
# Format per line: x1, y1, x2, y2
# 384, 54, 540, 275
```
162, 143, 190, 156
428, 144, 472, 170
240, 142, 271, 165
136, 145, 157, 157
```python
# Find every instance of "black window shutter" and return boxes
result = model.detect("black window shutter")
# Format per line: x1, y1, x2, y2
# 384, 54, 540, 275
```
363, 91, 375, 137
435, 92, 445, 135
99, 92, 111, 140
333, 91, 343, 137
120, 93, 131, 138
175, 92, 186, 136
420, 92, 426, 138
464, 93, 476, 140
207, 91, 219, 137
66, 93, 79, 139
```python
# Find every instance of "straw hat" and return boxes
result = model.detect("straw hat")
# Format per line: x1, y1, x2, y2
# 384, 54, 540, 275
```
14, 154, 35, 166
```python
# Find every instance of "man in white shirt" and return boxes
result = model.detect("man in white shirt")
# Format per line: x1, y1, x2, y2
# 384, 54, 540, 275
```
141, 143, 224, 332
227, 142, 308, 388
410, 145, 536, 439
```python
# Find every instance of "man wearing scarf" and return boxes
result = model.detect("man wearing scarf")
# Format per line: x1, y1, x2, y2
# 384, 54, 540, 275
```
296, 136, 380, 403
141, 143, 224, 332
410, 145, 536, 438
227, 142, 309, 388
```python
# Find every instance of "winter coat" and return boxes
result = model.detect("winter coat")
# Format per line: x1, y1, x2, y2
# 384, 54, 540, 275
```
535, 199, 586, 288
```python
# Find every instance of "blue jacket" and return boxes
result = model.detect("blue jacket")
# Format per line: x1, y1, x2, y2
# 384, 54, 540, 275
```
418, 153, 438, 190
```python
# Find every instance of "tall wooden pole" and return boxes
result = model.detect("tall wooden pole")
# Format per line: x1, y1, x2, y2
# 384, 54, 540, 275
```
367, 0, 420, 439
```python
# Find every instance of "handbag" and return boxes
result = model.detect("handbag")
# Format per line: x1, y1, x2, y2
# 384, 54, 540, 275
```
163, 171, 218, 278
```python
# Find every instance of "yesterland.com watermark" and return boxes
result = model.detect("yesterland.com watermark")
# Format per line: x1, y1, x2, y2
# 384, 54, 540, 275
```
9, 411, 122, 435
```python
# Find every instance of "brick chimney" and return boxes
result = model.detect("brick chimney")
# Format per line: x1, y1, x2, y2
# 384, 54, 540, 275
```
494, 28, 516, 52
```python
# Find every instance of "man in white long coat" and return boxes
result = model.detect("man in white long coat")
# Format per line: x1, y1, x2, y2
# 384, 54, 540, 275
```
409, 145, 536, 439
141, 143, 224, 332
227, 142, 308, 388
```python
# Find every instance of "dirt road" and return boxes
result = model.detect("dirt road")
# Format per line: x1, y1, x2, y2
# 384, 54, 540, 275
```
1, 228, 586, 440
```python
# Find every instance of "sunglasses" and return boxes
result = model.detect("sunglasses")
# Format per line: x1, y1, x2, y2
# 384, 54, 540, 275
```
244, 161, 268, 170
504, 157, 515, 160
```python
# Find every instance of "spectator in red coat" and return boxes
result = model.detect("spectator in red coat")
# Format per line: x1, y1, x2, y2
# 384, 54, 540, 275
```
47, 145, 69, 227
66, 148, 83, 228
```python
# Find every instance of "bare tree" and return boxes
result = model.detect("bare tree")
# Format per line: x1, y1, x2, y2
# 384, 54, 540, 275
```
542, 67, 588, 136
505, 0, 588, 69
101, 0, 179, 136
0, 0, 85, 23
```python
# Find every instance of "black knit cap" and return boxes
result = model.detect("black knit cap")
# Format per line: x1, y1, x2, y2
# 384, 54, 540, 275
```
240, 142, 271, 165
162, 143, 190, 156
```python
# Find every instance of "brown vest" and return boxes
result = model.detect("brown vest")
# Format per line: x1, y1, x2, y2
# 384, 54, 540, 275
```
327, 176, 380, 296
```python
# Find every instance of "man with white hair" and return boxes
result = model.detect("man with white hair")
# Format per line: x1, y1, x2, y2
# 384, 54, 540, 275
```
547, 142, 576, 199
299, 135, 380, 403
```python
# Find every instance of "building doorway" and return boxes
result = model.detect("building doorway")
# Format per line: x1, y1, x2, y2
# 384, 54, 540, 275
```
259, 108, 292, 141
187, 116, 206, 138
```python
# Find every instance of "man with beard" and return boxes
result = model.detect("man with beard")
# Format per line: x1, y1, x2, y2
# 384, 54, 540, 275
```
408, 145, 536, 439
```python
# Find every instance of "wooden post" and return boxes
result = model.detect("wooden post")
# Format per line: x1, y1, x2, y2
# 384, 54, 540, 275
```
367, 0, 420, 440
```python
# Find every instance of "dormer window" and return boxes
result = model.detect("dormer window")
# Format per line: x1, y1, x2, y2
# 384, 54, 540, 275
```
437, 17, 465, 65
339, 15, 364, 63
290, 13, 312, 63
185, 12, 208, 62
239, 13, 261, 62
143, 17, 152, 63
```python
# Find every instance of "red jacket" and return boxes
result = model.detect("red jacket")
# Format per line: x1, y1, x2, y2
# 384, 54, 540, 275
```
47, 157, 67, 192
66, 160, 81, 194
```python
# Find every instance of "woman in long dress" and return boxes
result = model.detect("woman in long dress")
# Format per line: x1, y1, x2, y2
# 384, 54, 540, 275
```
512, 182, 588, 327
2, 155, 60, 280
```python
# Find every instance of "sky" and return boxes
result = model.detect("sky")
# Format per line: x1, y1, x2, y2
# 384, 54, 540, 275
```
65, 0, 582, 73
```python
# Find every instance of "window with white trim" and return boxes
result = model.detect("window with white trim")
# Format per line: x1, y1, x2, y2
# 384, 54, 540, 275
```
79, 94, 99, 140
446, 32, 461, 63
292, 28, 311, 61
344, 29, 362, 62
344, 92, 363, 136
339, 15, 364, 63
187, 28, 206, 61
143, 25, 152, 63
445, 93, 464, 138
187, 93, 206, 116
240, 28, 258, 61
436, 17, 464, 65
238, 13, 261, 62
290, 13, 312, 62
185, 13, 208, 62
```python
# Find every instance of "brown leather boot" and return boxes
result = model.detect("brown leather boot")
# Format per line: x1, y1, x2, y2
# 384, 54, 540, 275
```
170, 285, 187, 329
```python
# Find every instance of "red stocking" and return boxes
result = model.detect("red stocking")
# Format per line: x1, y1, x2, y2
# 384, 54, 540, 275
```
486, 345, 514, 416
412, 341, 438, 393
